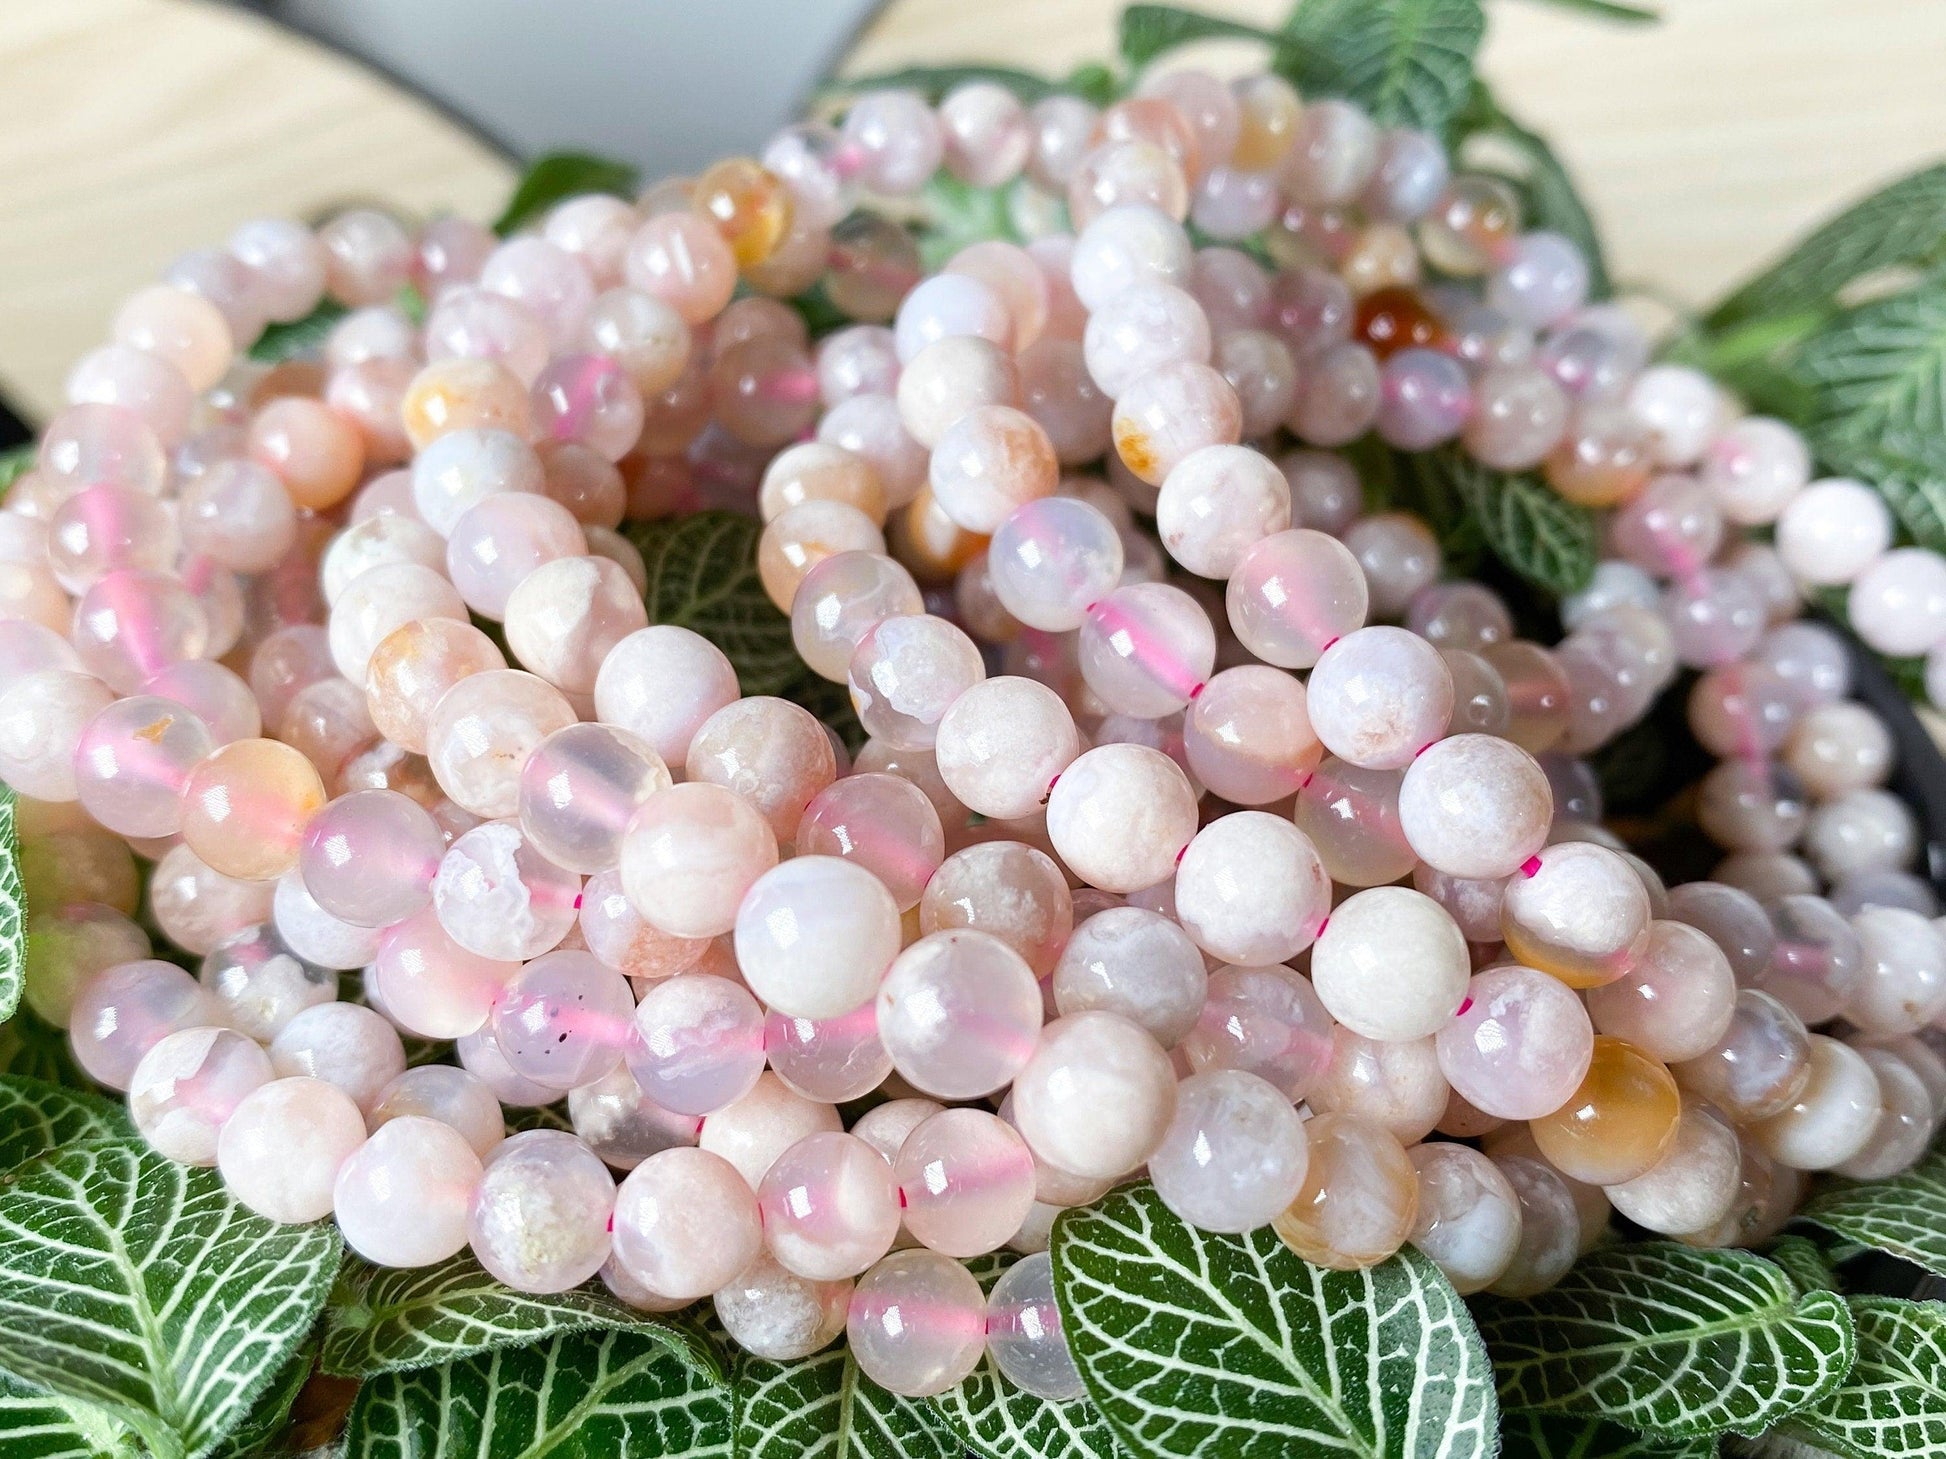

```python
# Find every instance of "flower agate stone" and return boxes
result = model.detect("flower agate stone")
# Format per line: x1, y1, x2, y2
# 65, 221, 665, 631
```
1311, 887, 1469, 1042
1182, 665, 1321, 805
893, 1109, 1037, 1257
299, 788, 443, 928
1602, 1103, 1741, 1237
1502, 841, 1652, 988
1078, 582, 1215, 717
984, 1251, 1086, 1400
919, 841, 1073, 976
988, 496, 1124, 632
22, 903, 151, 1028
1180, 964, 1336, 1098
1585, 920, 1737, 1063
1407, 1142, 1521, 1294
848, 614, 985, 751
1306, 1029, 1449, 1145
764, 1001, 894, 1104
1051, 906, 1207, 1046
469, 1130, 616, 1293
1296, 758, 1418, 887
369, 906, 519, 1039
579, 868, 709, 981
1846, 906, 1946, 1037
1305, 628, 1454, 769
620, 782, 779, 939
713, 1254, 851, 1362
1751, 1034, 1883, 1171
934, 676, 1079, 821
614, 1146, 764, 1299
699, 1073, 843, 1189
490, 950, 636, 1091
759, 1131, 903, 1279
369, 1065, 505, 1158
72, 695, 212, 838
848, 1250, 988, 1398
1398, 734, 1552, 880
1488, 1155, 1581, 1297
217, 1076, 368, 1223
790, 551, 926, 682
794, 773, 944, 913
432, 820, 581, 962
1149, 1070, 1309, 1233
1530, 1036, 1681, 1185
1272, 1113, 1418, 1270
517, 722, 670, 873
199, 923, 335, 1040
1011, 1011, 1176, 1180
593, 625, 740, 766
270, 1002, 406, 1114
877, 931, 1043, 1099
1173, 812, 1331, 968
129, 1026, 274, 1165
734, 855, 901, 1019
426, 670, 575, 820
180, 738, 326, 881
1833, 1047, 1933, 1180
69, 959, 218, 1090
1045, 743, 1200, 893
629, 974, 767, 1116
334, 1115, 483, 1268
1436, 965, 1594, 1120
685, 696, 838, 842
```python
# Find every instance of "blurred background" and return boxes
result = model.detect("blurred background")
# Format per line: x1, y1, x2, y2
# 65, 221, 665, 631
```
1, 0, 1942, 429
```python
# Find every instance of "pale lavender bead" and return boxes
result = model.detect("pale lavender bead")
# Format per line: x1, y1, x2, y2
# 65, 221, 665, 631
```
72, 694, 212, 838
1215, 329, 1299, 437
434, 820, 582, 962
299, 789, 443, 929
877, 930, 1043, 1099
1662, 568, 1767, 668
1282, 99, 1378, 206
479, 237, 595, 352
1436, 965, 1594, 1120
1266, 266, 1353, 354
765, 1000, 894, 1104
456, 1021, 562, 1108
1289, 342, 1381, 447
629, 974, 768, 1115
1179, 964, 1335, 1099
984, 1252, 1085, 1400
445, 494, 587, 620
411, 428, 545, 537
70, 959, 218, 1091
1561, 560, 1660, 631
1463, 365, 1569, 471
1362, 129, 1450, 222
200, 923, 335, 1040
894, 273, 1013, 362
1487, 232, 1589, 329
1832, 869, 1938, 918
1148, 1069, 1309, 1233
272, 872, 384, 973
988, 496, 1124, 632
519, 722, 670, 874
370, 1065, 506, 1158
1051, 905, 1207, 1047
843, 91, 945, 196
468, 1130, 615, 1293
1191, 247, 1271, 334
1192, 167, 1281, 240
818, 326, 902, 405
1078, 582, 1216, 715
849, 614, 985, 751
491, 950, 636, 1091
1850, 549, 1946, 658
1610, 474, 1723, 578
764, 121, 855, 230
1376, 348, 1471, 449
425, 286, 551, 385
269, 1001, 405, 1113
166, 246, 269, 345
1083, 282, 1211, 398
1407, 583, 1512, 652
1281, 450, 1361, 535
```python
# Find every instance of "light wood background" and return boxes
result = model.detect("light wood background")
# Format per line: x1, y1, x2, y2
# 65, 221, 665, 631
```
4, 0, 1944, 422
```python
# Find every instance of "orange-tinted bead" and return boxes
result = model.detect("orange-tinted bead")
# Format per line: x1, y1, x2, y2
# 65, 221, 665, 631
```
1529, 1036, 1681, 1186
889, 486, 989, 586
1354, 287, 1450, 361
1272, 1112, 1418, 1270
1231, 75, 1302, 172
1544, 406, 1656, 508
1095, 98, 1201, 183
401, 357, 532, 451
247, 398, 364, 511
693, 158, 795, 269
179, 738, 326, 882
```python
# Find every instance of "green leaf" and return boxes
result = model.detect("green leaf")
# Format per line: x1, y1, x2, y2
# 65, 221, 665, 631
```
931, 1251, 1125, 1459
918, 172, 1019, 273
201, 1341, 314, 1459
0, 1075, 130, 1171
832, 64, 1061, 104
1280, 0, 1486, 134
1709, 163, 1946, 329
1508, 0, 1658, 22
1782, 1296, 1946, 1459
1789, 270, 1946, 444
1118, 5, 1282, 69
320, 1250, 718, 1382
625, 511, 799, 696
1421, 448, 1599, 597
0, 1370, 137, 1459
1063, 62, 1123, 108
0, 1007, 90, 1088
0, 785, 21, 1025
1453, 82, 1611, 300
0, 1142, 342, 1459
734, 1343, 959, 1459
345, 1329, 732, 1459
1473, 1242, 1856, 1438
1800, 1143, 1946, 1278
1497, 1411, 1714, 1458
0, 445, 35, 500
1764, 1234, 1842, 1296
1051, 1181, 1498, 1458
495, 152, 641, 237
248, 301, 348, 364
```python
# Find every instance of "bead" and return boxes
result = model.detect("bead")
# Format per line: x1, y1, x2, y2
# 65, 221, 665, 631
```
934, 676, 1078, 821
1398, 734, 1552, 880
490, 950, 636, 1091
794, 772, 944, 913
434, 820, 582, 961
1751, 1034, 1884, 1171
877, 930, 1043, 1098
628, 974, 767, 1116
300, 789, 443, 928
594, 625, 740, 768
73, 695, 212, 838
1011, 1011, 1176, 1180
334, 1116, 483, 1268
1084, 282, 1210, 398
699, 1072, 842, 1189
22, 903, 150, 1028
734, 855, 900, 1019
920, 841, 1073, 976
848, 614, 985, 751
1151, 1069, 1309, 1233
1272, 1113, 1418, 1270
1845, 906, 1946, 1037
369, 905, 519, 1039
714, 1253, 851, 1362
848, 1249, 987, 1398
270, 1001, 405, 1114
1602, 1103, 1741, 1237
1502, 841, 1652, 988
983, 1250, 1085, 1399
686, 696, 837, 842
1051, 906, 1207, 1047
518, 722, 671, 874
1175, 812, 1331, 968
1488, 1155, 1581, 1297
1436, 964, 1595, 1120
370, 1065, 505, 1159
129, 1026, 274, 1166
217, 1077, 367, 1224
789, 551, 925, 684
426, 670, 576, 820
755, 1131, 901, 1280
470, 1130, 616, 1293
178, 738, 325, 883
1408, 1142, 1521, 1294
1044, 743, 1200, 894
1310, 886, 1469, 1042
621, 782, 779, 940
444, 494, 585, 620
892, 1108, 1035, 1257
1530, 1036, 1681, 1186
1833, 1046, 1933, 1180
1585, 920, 1737, 1063
1700, 417, 1811, 526
1305, 628, 1453, 770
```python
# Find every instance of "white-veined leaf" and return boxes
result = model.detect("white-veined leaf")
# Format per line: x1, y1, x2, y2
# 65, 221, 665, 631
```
1280, 0, 1485, 134
0, 1075, 130, 1172
321, 1251, 719, 1382
345, 1329, 732, 1459
1472, 1242, 1855, 1438
1781, 1296, 1946, 1459
1790, 272, 1946, 443
1497, 1410, 1714, 1458
1051, 1181, 1497, 1458
0, 1370, 137, 1459
0, 1142, 341, 1459
1800, 1143, 1946, 1278
0, 786, 22, 1025
734, 1341, 958, 1459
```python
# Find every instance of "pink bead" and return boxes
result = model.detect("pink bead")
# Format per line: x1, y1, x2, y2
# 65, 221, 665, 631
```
38, 403, 167, 499
1180, 963, 1335, 1099
533, 353, 645, 461
1225, 528, 1370, 670
848, 614, 985, 752
685, 696, 838, 843
370, 905, 520, 1038
299, 788, 444, 928
149, 844, 274, 956
47, 485, 179, 593
628, 973, 767, 1115
427, 669, 576, 820
843, 91, 945, 196
503, 555, 649, 695
129, 1025, 274, 1166
1306, 627, 1454, 769
72, 569, 209, 692
1084, 282, 1211, 398
319, 209, 414, 306
518, 722, 671, 875
894, 1108, 1036, 1258
434, 820, 582, 961
624, 212, 738, 325
1079, 583, 1216, 716
877, 930, 1044, 1098
65, 344, 193, 448
444, 494, 586, 620
0, 669, 114, 802
733, 855, 902, 1019
219, 1077, 368, 1225
1436, 965, 1595, 1120
68, 958, 217, 1090
469, 1130, 616, 1292
759, 1131, 902, 1280
612, 1146, 760, 1300
765, 1000, 894, 1103
490, 949, 636, 1090
72, 695, 213, 838
794, 772, 944, 913
578, 867, 708, 981
1184, 665, 1321, 804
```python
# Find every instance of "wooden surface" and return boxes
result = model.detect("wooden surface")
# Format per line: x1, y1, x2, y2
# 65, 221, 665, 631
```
0, 0, 514, 421
4, 0, 1945, 422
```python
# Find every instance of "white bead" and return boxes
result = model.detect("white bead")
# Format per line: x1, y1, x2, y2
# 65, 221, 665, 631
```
1310, 887, 1469, 1041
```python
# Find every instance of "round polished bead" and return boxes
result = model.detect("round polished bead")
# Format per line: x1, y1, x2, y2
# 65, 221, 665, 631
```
1179, 963, 1335, 1098
1306, 628, 1454, 770
1150, 1069, 1309, 1233
757, 1131, 902, 1280
434, 820, 582, 962
129, 1026, 275, 1166
734, 856, 901, 1019
1530, 1037, 1682, 1186
984, 1251, 1085, 1400
517, 722, 670, 874
1052, 906, 1207, 1047
1272, 1113, 1418, 1270
299, 789, 443, 929
877, 930, 1043, 1099
334, 1115, 484, 1268
1602, 1103, 1741, 1237
217, 1076, 368, 1224
1436, 964, 1595, 1121
628, 974, 767, 1116
370, 1065, 505, 1159
1502, 841, 1652, 988
269, 1001, 404, 1114
1585, 919, 1738, 1063
1751, 1034, 1885, 1171
893, 1108, 1036, 1258
1407, 1142, 1521, 1294
1011, 1011, 1176, 1180
70, 958, 218, 1090
1488, 1155, 1581, 1297
1313, 887, 1469, 1042
848, 1250, 988, 1398
620, 782, 779, 940
470, 1130, 616, 1293
1174, 812, 1331, 968
488, 950, 635, 1091
1044, 743, 1199, 894
714, 1253, 851, 1362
